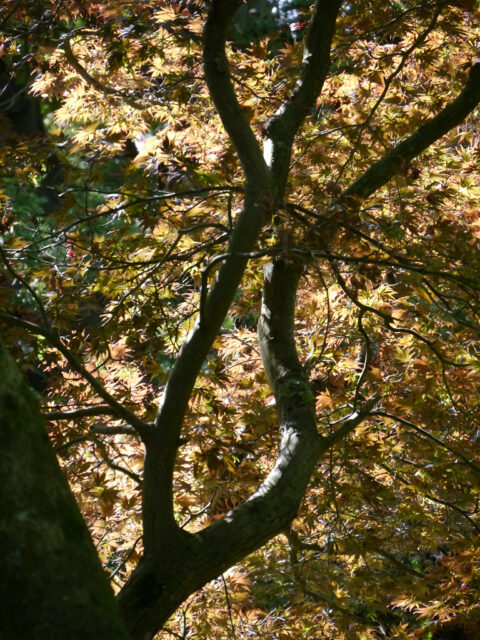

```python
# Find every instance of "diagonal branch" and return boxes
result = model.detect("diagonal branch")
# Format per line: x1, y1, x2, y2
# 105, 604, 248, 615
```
140, 2, 279, 552
372, 411, 480, 476
0, 313, 149, 435
335, 4, 443, 185
342, 62, 480, 204
62, 37, 151, 110
325, 396, 380, 446
143, 188, 271, 550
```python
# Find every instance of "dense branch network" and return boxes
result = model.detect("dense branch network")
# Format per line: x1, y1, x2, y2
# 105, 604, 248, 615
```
2, 1, 480, 638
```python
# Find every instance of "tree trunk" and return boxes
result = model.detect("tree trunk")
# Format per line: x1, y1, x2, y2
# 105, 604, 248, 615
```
0, 341, 130, 639
118, 259, 325, 639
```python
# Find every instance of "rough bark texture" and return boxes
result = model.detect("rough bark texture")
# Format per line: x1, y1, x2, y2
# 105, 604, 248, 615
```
0, 341, 130, 640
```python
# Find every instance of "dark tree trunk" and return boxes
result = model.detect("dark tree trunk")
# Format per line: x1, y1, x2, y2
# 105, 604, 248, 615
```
0, 341, 130, 639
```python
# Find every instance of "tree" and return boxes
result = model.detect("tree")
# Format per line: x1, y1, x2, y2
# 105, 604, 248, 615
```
0, 339, 130, 638
1, 1, 480, 638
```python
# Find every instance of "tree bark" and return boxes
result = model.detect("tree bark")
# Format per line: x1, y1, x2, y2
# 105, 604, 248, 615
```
118, 259, 326, 639
0, 341, 130, 640
342, 62, 480, 203
6, 6, 479, 640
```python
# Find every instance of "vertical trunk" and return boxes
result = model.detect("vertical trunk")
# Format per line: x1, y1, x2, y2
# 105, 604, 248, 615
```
0, 341, 130, 639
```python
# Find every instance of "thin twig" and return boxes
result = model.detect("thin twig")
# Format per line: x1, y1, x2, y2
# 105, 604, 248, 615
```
221, 574, 237, 640
372, 410, 480, 476
180, 490, 217, 529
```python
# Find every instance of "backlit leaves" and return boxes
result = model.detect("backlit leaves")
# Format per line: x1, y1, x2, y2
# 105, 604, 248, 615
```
1, 0, 480, 638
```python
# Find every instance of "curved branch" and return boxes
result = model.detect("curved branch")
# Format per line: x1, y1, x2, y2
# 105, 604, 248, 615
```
378, 460, 480, 534
139, 0, 282, 548
62, 37, 149, 110
143, 188, 270, 549
203, 0, 270, 186
93, 435, 142, 485
118, 260, 322, 636
135, 2, 284, 548
63, 37, 117, 96
265, 0, 343, 189
118, 259, 377, 639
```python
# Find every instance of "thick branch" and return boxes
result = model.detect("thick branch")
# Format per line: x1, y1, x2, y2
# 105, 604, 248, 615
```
335, 5, 443, 185
118, 259, 378, 639
203, 0, 270, 186
119, 260, 322, 637
265, 0, 342, 189
258, 260, 304, 386
144, 188, 270, 550
91, 424, 138, 436
118, 258, 377, 638
0, 341, 130, 639
343, 62, 480, 203
140, 1, 281, 553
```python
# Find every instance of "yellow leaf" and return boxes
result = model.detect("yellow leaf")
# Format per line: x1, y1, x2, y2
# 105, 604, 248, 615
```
316, 391, 334, 411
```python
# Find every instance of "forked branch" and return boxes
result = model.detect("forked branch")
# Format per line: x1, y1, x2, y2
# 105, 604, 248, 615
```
118, 258, 377, 639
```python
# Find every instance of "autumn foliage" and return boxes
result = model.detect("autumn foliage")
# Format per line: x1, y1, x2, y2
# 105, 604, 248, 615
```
1, 1, 480, 639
